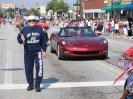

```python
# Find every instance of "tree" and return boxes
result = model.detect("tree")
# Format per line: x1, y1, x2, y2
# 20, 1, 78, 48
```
46, 0, 69, 14
6, 8, 15, 13
46, 0, 57, 13
27, 8, 40, 16
54, 1, 69, 14
0, 10, 3, 18
9, 12, 14, 18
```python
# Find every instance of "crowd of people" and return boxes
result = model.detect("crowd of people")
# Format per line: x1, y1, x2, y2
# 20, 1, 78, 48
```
52, 17, 133, 39
1, 16, 133, 40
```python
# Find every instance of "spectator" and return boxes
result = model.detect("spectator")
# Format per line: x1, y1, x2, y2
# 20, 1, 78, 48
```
111, 18, 115, 36
0, 18, 2, 27
114, 21, 119, 37
103, 18, 109, 36
118, 19, 124, 37
123, 18, 129, 38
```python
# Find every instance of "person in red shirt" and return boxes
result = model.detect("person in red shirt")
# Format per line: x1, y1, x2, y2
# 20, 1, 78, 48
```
120, 46, 133, 99
108, 20, 111, 33
36, 17, 49, 42
0, 18, 2, 28
123, 46, 133, 61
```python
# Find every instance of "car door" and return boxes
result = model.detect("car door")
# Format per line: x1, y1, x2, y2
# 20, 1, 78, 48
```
52, 32, 59, 51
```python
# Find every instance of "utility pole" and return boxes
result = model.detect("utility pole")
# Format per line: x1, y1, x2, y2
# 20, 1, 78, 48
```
80, 0, 83, 18
111, 0, 113, 18
76, 0, 79, 16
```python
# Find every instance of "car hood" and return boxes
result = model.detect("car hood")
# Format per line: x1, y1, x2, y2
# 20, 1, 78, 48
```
62, 37, 105, 46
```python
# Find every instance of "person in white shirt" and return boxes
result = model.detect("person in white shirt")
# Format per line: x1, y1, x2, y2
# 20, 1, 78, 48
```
114, 21, 119, 37
111, 18, 115, 36
123, 18, 129, 38
87, 19, 92, 28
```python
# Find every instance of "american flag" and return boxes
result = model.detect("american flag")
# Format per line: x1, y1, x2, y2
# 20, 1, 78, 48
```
117, 58, 130, 67
114, 61, 133, 84
12, 19, 16, 25
118, 58, 125, 67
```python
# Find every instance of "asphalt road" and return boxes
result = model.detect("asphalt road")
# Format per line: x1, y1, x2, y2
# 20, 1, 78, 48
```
0, 23, 132, 99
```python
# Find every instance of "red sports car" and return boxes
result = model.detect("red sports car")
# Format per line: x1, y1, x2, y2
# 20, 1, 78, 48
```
50, 27, 108, 60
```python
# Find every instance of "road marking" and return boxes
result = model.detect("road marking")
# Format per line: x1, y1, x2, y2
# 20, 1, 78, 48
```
5, 50, 12, 85
0, 80, 125, 90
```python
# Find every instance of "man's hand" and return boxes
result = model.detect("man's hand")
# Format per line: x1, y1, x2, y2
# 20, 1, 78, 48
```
42, 52, 46, 58
21, 34, 25, 43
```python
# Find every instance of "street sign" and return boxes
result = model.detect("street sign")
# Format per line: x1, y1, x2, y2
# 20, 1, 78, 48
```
35, 2, 38, 6
21, 3, 24, 7
73, 4, 80, 12
104, 0, 108, 4
113, 0, 121, 5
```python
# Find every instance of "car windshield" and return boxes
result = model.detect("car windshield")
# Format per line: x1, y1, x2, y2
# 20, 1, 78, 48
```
59, 27, 96, 37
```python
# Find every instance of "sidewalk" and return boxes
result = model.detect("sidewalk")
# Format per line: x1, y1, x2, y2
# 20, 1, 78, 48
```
96, 30, 133, 41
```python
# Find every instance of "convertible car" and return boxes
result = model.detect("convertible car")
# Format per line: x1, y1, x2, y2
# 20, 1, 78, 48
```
50, 26, 108, 60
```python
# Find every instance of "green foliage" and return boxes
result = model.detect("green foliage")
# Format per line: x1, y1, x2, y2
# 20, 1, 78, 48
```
46, 0, 69, 14
21, 8, 28, 13
6, 8, 15, 13
5, 7, 28, 16
0, 10, 3, 18
9, 12, 14, 18
46, 0, 57, 12
27, 8, 40, 16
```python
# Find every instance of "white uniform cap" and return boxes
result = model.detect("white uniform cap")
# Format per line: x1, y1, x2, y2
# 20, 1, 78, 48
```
27, 16, 36, 20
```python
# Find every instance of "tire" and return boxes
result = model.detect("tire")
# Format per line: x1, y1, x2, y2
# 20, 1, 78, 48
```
50, 42, 54, 53
102, 55, 108, 59
57, 45, 63, 60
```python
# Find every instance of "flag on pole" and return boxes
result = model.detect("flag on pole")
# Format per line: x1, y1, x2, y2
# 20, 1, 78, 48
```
113, 61, 133, 84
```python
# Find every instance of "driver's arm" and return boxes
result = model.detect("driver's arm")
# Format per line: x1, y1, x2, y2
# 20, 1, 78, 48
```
123, 46, 133, 61
123, 53, 132, 61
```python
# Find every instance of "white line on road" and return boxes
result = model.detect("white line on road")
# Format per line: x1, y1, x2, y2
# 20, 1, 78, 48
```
5, 50, 12, 85
0, 80, 125, 90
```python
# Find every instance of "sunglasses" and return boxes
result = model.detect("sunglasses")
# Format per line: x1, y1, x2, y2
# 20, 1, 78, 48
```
28, 20, 36, 22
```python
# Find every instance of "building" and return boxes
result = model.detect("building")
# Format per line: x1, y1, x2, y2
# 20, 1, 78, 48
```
1, 3, 15, 9
38, 5, 47, 16
101, 0, 132, 18
37, 5, 57, 19
83, 0, 106, 19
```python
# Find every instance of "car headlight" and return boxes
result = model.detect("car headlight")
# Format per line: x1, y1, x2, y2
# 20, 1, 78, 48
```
62, 41, 66, 45
61, 41, 73, 46
99, 40, 108, 45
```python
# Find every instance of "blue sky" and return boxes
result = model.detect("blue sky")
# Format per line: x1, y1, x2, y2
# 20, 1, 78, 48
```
0, 0, 76, 8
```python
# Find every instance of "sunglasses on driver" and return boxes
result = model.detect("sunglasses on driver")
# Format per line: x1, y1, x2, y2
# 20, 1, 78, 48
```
28, 20, 36, 23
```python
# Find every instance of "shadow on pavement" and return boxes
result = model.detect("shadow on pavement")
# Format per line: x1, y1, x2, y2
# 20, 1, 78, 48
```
0, 39, 6, 40
41, 78, 59, 89
1, 68, 24, 71
62, 56, 110, 61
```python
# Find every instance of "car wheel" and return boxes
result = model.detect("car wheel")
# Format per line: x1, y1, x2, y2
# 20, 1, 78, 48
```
102, 55, 108, 59
50, 42, 54, 53
57, 45, 63, 60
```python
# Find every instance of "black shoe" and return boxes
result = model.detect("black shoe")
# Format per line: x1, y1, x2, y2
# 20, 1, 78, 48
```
35, 84, 41, 92
27, 84, 33, 91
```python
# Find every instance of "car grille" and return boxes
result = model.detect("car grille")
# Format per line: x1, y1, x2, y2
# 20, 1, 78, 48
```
73, 51, 100, 55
